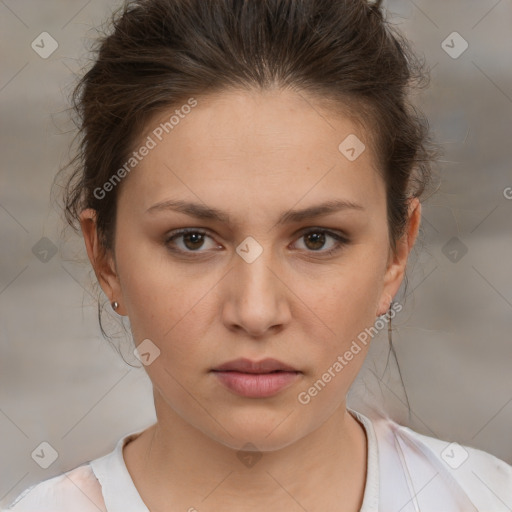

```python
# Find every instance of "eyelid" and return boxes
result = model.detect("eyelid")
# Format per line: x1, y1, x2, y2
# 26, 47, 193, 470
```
164, 227, 350, 255
295, 226, 350, 241
290, 227, 350, 255
164, 228, 219, 249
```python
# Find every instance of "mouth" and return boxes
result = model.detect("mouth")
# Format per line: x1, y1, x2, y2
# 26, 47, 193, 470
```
211, 358, 301, 398
211, 357, 300, 374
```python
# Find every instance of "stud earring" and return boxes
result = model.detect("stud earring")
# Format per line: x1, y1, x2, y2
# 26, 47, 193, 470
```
111, 301, 119, 311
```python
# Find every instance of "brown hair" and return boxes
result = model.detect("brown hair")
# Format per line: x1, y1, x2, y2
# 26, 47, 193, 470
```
62, 0, 436, 280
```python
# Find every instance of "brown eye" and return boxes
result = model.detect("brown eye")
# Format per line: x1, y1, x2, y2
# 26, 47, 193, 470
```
303, 231, 327, 251
182, 232, 206, 250
294, 229, 349, 256
165, 229, 220, 254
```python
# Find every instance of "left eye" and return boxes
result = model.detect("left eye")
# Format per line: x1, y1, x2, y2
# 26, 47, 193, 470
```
293, 229, 348, 255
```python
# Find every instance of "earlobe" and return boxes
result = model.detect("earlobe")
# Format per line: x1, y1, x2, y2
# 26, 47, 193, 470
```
79, 208, 123, 313
376, 292, 393, 317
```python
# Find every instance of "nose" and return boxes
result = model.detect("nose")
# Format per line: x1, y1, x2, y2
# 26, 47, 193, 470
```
221, 247, 292, 338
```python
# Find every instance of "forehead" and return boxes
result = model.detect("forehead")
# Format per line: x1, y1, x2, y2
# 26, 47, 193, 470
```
120, 88, 386, 219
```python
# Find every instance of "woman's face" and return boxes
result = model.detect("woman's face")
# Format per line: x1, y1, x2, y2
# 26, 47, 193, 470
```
82, 88, 419, 451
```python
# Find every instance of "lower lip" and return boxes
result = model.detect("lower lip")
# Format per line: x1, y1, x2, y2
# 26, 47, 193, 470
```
212, 371, 300, 398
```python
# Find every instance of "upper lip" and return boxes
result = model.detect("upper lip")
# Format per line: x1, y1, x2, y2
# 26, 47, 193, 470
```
212, 358, 299, 373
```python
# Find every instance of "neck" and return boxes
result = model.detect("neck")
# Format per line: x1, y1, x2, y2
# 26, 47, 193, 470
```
124, 390, 368, 511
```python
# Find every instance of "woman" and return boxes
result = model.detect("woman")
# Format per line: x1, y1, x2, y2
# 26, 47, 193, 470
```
4, 0, 511, 510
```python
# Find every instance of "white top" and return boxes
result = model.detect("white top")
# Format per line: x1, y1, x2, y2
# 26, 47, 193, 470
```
3, 410, 512, 511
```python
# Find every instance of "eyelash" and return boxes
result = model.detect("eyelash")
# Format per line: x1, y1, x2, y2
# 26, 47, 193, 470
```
164, 228, 349, 258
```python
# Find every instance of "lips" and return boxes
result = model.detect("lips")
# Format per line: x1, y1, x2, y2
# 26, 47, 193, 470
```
212, 358, 299, 374
211, 358, 301, 398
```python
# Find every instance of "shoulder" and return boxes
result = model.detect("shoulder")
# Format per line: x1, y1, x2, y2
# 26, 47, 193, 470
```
2, 464, 106, 512
407, 425, 512, 501
370, 413, 512, 511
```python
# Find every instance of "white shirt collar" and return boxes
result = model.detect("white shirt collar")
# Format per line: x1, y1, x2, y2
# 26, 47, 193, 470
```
90, 409, 379, 512
90, 430, 150, 512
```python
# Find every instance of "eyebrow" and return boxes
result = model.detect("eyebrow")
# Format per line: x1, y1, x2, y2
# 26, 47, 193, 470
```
145, 198, 365, 226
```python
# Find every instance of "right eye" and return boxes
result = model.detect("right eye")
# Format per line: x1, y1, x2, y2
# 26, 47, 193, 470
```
164, 228, 222, 254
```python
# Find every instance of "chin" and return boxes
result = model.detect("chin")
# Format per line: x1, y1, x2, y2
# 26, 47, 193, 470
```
202, 408, 308, 452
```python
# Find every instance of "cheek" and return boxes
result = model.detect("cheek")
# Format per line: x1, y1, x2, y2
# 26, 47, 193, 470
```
115, 232, 217, 368
308, 251, 385, 333
113, 230, 179, 338
293, 248, 386, 386
294, 263, 382, 410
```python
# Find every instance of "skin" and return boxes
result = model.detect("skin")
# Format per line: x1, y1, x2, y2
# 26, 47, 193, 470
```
80, 87, 421, 511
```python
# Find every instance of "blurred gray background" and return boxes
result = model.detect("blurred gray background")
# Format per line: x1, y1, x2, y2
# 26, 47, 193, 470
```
1, 0, 511, 506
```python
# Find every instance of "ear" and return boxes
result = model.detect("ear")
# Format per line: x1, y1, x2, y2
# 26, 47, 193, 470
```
79, 208, 125, 315
376, 197, 422, 317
